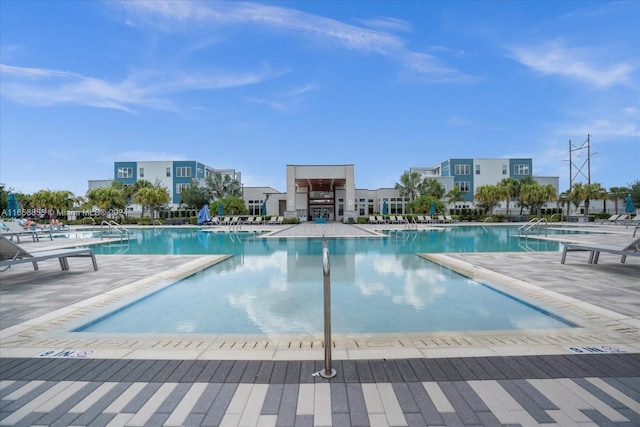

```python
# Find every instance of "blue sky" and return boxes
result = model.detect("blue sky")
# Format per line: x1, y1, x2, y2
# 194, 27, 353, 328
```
1, 1, 638, 196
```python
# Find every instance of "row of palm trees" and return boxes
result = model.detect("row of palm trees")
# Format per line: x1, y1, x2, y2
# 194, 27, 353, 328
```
395, 171, 636, 218
3, 171, 244, 222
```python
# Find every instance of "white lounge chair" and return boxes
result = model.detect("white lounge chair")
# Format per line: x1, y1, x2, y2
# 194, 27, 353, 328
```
368, 216, 378, 224
376, 215, 386, 224
600, 214, 622, 225
252, 216, 264, 225
274, 216, 284, 224
0, 235, 98, 272
561, 237, 640, 264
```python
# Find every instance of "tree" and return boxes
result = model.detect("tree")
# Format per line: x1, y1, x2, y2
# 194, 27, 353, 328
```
85, 186, 126, 219
629, 180, 640, 207
514, 176, 535, 214
520, 183, 557, 218
206, 172, 241, 199
568, 182, 607, 218
30, 189, 75, 218
474, 185, 506, 217
395, 171, 422, 202
418, 178, 445, 199
407, 195, 443, 214
609, 186, 630, 214
216, 196, 248, 216
133, 186, 170, 221
179, 180, 211, 210
497, 178, 518, 216
444, 186, 465, 212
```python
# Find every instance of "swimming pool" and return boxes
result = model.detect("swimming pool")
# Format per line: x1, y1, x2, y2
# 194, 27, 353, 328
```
76, 233, 577, 335
86, 225, 580, 255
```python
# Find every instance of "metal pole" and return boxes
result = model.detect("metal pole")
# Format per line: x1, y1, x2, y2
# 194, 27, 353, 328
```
320, 237, 336, 379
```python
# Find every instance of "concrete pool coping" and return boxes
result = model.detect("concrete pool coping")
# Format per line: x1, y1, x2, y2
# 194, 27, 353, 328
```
1, 222, 638, 361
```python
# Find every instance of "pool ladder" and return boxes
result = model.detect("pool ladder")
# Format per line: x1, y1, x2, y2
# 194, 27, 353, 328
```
518, 217, 548, 238
100, 220, 130, 242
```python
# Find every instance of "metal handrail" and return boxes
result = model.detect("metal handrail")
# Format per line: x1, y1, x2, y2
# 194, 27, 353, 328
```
316, 236, 336, 379
100, 220, 130, 241
518, 217, 548, 237
152, 219, 162, 227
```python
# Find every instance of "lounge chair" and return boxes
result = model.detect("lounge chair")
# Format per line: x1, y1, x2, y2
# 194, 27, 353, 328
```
368, 216, 378, 224
376, 215, 386, 224
437, 215, 450, 224
624, 215, 640, 228
252, 216, 264, 225
244, 216, 254, 225
445, 215, 458, 223
599, 214, 622, 225
561, 237, 640, 264
274, 216, 284, 225
0, 235, 98, 272
0, 220, 51, 243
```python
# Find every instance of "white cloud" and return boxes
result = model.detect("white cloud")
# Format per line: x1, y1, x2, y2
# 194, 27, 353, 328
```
508, 39, 635, 88
0, 63, 281, 112
357, 16, 413, 33
116, 1, 472, 82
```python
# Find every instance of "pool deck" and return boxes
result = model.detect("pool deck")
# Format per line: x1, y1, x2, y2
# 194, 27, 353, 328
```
1, 221, 639, 425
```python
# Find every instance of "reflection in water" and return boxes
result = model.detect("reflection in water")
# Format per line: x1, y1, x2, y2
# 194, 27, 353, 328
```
80, 247, 573, 334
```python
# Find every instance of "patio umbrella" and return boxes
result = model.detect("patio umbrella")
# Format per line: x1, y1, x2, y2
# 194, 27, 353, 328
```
625, 194, 635, 215
6, 193, 19, 218
197, 205, 211, 225
218, 201, 224, 217
262, 200, 267, 216
382, 200, 388, 215
429, 200, 436, 216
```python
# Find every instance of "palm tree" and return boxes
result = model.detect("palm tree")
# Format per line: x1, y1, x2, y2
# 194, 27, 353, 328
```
133, 186, 170, 221
474, 185, 506, 218
515, 176, 535, 215
609, 186, 630, 214
418, 178, 445, 199
569, 182, 606, 218
520, 183, 557, 218
497, 178, 518, 216
444, 186, 465, 214
86, 186, 126, 219
30, 189, 74, 218
395, 171, 422, 202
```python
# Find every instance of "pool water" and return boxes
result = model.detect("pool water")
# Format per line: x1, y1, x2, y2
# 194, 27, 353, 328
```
77, 235, 576, 335
87, 225, 577, 255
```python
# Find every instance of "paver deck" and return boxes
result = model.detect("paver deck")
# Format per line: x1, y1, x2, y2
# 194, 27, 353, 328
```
1, 221, 639, 425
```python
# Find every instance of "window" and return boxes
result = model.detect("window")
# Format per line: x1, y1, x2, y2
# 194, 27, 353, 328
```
454, 164, 470, 175
139, 168, 144, 178
175, 183, 190, 194
458, 181, 470, 192
475, 165, 481, 175
176, 167, 191, 178
117, 167, 132, 178
502, 165, 507, 175
514, 164, 530, 175
166, 167, 171, 177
